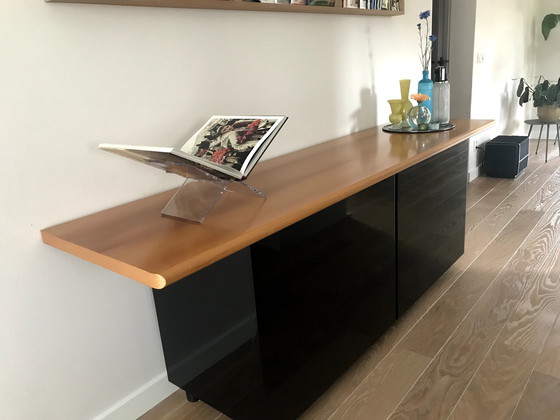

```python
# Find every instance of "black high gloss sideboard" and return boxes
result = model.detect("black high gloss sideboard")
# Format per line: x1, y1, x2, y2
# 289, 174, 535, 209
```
41, 120, 494, 419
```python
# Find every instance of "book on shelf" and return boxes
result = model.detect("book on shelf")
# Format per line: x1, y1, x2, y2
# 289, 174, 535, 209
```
98, 115, 288, 181
308, 0, 335, 5
344, 0, 359, 7
357, 0, 397, 9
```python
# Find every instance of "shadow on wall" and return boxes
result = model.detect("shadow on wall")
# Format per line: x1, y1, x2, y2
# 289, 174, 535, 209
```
351, 87, 377, 133
350, 26, 379, 133
501, 81, 524, 134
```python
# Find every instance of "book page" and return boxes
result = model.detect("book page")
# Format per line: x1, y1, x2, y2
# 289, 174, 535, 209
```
177, 116, 286, 178
97, 144, 195, 178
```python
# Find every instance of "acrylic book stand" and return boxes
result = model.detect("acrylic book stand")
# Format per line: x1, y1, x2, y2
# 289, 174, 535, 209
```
161, 163, 265, 223
96, 144, 266, 223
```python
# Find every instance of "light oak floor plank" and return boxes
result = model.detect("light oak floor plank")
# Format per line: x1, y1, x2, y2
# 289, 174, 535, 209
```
320, 349, 431, 420
510, 371, 560, 420
138, 390, 187, 420
465, 153, 545, 234
448, 233, 560, 419
411, 158, 560, 336
535, 312, 560, 379
410, 164, 560, 338
387, 168, 560, 419
464, 162, 559, 258
386, 224, 544, 419
138, 390, 225, 420
398, 209, 542, 358
398, 163, 560, 359
139, 141, 560, 420
465, 175, 503, 210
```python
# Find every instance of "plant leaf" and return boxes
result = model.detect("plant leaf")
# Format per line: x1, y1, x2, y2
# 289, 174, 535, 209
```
542, 14, 560, 40
520, 87, 530, 106
516, 78, 525, 97
548, 84, 559, 104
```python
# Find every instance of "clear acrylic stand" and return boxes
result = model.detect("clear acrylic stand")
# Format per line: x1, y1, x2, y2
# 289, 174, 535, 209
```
161, 164, 265, 223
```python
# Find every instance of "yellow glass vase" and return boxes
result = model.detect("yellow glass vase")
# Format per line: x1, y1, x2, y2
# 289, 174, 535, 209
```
388, 99, 404, 126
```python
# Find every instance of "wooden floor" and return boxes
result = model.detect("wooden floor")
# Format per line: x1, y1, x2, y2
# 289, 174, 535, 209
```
140, 139, 560, 420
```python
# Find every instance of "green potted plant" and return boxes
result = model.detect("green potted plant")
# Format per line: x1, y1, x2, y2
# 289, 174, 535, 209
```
513, 13, 560, 122
516, 76, 560, 122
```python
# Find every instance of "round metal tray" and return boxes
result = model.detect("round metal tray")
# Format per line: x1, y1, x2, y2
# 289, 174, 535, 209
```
382, 122, 456, 134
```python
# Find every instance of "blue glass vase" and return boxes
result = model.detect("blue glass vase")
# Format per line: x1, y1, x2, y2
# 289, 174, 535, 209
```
418, 70, 433, 114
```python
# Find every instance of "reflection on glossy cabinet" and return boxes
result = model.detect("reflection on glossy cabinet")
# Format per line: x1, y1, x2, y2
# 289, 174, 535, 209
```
397, 141, 468, 316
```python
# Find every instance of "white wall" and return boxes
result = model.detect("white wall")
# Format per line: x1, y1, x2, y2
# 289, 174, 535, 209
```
471, 0, 537, 132
1, 0, 433, 418
448, 0, 476, 120
449, 0, 539, 179
447, 0, 478, 181
535, 1, 560, 80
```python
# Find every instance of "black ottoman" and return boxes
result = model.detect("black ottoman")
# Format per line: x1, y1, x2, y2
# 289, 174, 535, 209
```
484, 135, 529, 178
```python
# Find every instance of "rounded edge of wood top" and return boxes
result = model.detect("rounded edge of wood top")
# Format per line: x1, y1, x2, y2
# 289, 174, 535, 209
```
41, 230, 168, 289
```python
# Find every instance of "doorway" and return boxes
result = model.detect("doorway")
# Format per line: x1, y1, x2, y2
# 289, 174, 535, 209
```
432, 0, 451, 75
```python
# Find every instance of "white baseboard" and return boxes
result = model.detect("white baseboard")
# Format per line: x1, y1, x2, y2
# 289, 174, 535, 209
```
94, 372, 178, 420
468, 165, 482, 182
93, 315, 257, 419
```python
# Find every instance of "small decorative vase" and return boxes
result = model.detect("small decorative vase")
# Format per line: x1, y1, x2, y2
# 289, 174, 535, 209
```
408, 103, 431, 130
388, 99, 404, 126
399, 79, 413, 127
418, 70, 433, 114
537, 105, 560, 123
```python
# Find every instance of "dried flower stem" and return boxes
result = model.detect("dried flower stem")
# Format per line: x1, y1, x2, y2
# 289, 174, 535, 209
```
417, 10, 435, 71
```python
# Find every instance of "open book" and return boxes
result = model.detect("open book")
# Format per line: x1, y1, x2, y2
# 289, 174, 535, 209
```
98, 115, 288, 180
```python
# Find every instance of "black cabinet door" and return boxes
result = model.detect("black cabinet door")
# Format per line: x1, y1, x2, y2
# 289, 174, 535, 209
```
152, 248, 263, 415
249, 176, 396, 420
397, 141, 468, 316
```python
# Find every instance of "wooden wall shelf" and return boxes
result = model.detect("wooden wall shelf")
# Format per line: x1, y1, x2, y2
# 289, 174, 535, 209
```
45, 0, 405, 16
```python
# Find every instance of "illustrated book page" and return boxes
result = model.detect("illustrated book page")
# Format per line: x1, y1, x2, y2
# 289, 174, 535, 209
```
173, 115, 287, 180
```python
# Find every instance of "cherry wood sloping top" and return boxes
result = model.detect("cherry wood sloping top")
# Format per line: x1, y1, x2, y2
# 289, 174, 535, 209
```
41, 119, 494, 289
